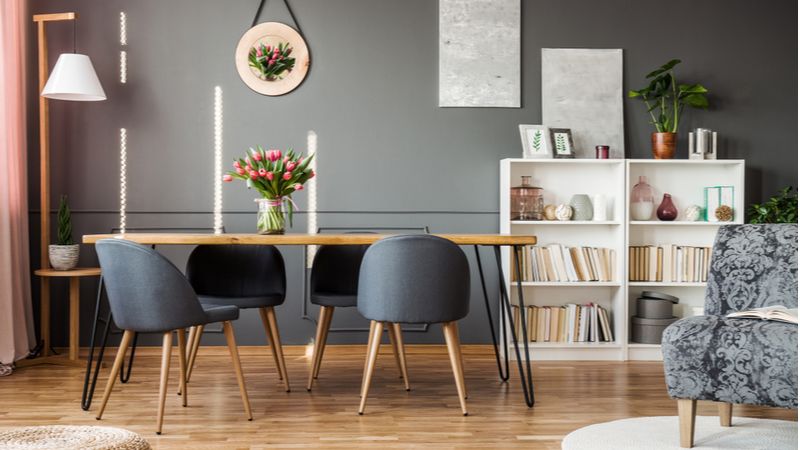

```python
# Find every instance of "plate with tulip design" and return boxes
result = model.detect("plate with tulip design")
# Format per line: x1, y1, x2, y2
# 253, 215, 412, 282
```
235, 22, 310, 96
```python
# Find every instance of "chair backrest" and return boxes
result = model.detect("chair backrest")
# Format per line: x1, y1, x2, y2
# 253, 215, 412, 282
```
95, 239, 209, 332
357, 235, 470, 324
705, 224, 798, 315
310, 243, 370, 296
186, 245, 286, 298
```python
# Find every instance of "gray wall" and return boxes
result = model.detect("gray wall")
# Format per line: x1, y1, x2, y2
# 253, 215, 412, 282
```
28, 0, 797, 346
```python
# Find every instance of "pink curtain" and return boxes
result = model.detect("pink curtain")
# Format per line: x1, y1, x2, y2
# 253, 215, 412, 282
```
0, 0, 35, 366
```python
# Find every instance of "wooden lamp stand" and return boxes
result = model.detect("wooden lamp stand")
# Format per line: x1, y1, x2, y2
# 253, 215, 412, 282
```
16, 12, 102, 369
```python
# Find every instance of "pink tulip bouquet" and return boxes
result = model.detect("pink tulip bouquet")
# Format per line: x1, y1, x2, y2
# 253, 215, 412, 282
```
248, 42, 296, 81
224, 146, 315, 234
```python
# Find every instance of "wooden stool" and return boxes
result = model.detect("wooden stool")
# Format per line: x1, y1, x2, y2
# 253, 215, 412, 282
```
16, 268, 101, 368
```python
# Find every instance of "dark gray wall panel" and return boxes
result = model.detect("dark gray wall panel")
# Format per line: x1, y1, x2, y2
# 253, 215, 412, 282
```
27, 0, 797, 346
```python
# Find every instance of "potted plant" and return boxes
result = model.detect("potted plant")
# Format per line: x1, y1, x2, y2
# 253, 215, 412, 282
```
224, 146, 315, 234
49, 195, 79, 270
629, 59, 709, 159
749, 187, 798, 223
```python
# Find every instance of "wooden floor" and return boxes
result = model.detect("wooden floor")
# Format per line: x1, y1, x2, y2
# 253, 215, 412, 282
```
1, 345, 795, 449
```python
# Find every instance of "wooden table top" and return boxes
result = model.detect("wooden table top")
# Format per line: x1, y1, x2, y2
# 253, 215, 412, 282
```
35, 267, 102, 277
82, 233, 536, 246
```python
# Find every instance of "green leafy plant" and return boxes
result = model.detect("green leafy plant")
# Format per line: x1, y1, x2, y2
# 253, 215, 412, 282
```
749, 187, 798, 224
628, 59, 709, 133
56, 195, 73, 245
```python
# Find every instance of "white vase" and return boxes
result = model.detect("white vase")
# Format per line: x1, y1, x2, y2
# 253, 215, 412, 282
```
49, 244, 79, 270
592, 194, 608, 221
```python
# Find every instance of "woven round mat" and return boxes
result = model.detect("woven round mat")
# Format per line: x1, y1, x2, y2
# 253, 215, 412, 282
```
0, 425, 150, 450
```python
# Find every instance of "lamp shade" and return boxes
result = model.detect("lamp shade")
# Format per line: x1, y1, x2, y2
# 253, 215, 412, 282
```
41, 53, 106, 101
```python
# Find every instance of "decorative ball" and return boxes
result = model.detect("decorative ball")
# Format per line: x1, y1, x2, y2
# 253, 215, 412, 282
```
555, 204, 573, 221
544, 204, 557, 220
715, 205, 734, 222
684, 204, 702, 222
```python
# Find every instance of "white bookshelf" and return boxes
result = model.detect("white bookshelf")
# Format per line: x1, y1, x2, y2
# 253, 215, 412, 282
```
499, 158, 745, 361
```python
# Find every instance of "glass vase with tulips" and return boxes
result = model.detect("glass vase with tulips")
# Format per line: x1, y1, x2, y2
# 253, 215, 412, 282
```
224, 146, 315, 234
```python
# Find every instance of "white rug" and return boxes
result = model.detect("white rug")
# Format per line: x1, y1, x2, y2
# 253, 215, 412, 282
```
562, 416, 797, 450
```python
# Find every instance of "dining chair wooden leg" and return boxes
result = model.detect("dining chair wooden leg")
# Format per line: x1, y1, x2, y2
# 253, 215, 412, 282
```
262, 306, 290, 392
156, 331, 173, 435
443, 322, 468, 416
95, 329, 135, 420
361, 320, 377, 394
388, 323, 410, 391
307, 306, 334, 391
177, 328, 188, 407
718, 402, 732, 427
185, 324, 204, 384
223, 321, 253, 421
259, 307, 288, 387
313, 306, 334, 380
359, 321, 383, 415
452, 322, 467, 399
677, 399, 697, 448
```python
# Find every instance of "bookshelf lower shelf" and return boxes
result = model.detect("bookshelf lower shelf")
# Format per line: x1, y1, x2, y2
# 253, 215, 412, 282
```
513, 281, 622, 287
629, 282, 706, 287
507, 342, 625, 361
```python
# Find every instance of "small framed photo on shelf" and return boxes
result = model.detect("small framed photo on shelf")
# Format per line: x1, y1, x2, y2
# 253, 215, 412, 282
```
550, 128, 575, 158
519, 125, 551, 159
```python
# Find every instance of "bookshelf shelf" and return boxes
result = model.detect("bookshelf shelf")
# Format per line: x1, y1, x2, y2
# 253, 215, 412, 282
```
628, 282, 706, 287
526, 342, 621, 349
512, 220, 621, 226
629, 221, 728, 226
501, 158, 745, 362
518, 281, 622, 287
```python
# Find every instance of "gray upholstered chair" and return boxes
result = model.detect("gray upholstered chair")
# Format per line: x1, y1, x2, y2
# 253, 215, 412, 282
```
94, 239, 252, 435
357, 235, 470, 415
661, 224, 798, 448
307, 243, 409, 391
184, 245, 290, 392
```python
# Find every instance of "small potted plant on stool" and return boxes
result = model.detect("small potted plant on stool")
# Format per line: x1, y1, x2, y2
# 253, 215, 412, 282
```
49, 195, 79, 270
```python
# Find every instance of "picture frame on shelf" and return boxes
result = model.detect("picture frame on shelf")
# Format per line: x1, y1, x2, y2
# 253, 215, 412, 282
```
519, 125, 551, 159
550, 128, 576, 158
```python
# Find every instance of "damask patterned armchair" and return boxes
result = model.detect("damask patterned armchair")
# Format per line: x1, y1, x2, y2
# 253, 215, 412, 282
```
662, 224, 798, 448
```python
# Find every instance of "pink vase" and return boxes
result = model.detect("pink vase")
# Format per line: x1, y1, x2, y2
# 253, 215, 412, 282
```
631, 176, 655, 220
657, 194, 678, 221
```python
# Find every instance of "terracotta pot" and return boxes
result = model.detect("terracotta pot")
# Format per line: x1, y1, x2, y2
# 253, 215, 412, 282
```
651, 132, 677, 159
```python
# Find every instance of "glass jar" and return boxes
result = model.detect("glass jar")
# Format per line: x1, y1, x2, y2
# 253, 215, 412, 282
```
630, 176, 655, 221
510, 176, 543, 221
256, 198, 285, 234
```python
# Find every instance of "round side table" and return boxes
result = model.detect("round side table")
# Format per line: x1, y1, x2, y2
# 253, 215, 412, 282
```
17, 268, 101, 368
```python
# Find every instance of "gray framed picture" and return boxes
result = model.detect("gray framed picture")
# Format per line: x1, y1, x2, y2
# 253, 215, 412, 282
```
550, 128, 575, 158
519, 125, 551, 159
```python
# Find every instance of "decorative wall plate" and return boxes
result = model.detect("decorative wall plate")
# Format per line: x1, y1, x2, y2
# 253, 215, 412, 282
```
235, 22, 309, 96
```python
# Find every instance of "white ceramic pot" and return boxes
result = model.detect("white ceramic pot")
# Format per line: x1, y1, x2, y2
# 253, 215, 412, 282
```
49, 244, 79, 270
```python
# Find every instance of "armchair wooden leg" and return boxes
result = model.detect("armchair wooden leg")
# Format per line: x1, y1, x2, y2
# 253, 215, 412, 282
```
388, 322, 410, 391
177, 328, 188, 407
307, 306, 334, 391
156, 331, 173, 435
718, 402, 732, 427
358, 321, 383, 415
452, 322, 467, 399
95, 330, 135, 420
442, 322, 468, 416
260, 307, 290, 391
223, 321, 253, 421
677, 399, 697, 448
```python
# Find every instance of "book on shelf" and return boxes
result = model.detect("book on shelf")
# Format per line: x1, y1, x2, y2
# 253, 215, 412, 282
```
628, 244, 712, 283
512, 245, 616, 283
727, 305, 798, 324
510, 304, 614, 343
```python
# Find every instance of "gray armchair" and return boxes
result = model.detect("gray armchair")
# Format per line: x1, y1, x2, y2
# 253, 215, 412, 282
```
661, 224, 798, 447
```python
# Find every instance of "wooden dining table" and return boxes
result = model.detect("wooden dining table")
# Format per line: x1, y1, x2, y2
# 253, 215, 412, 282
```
81, 233, 538, 408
